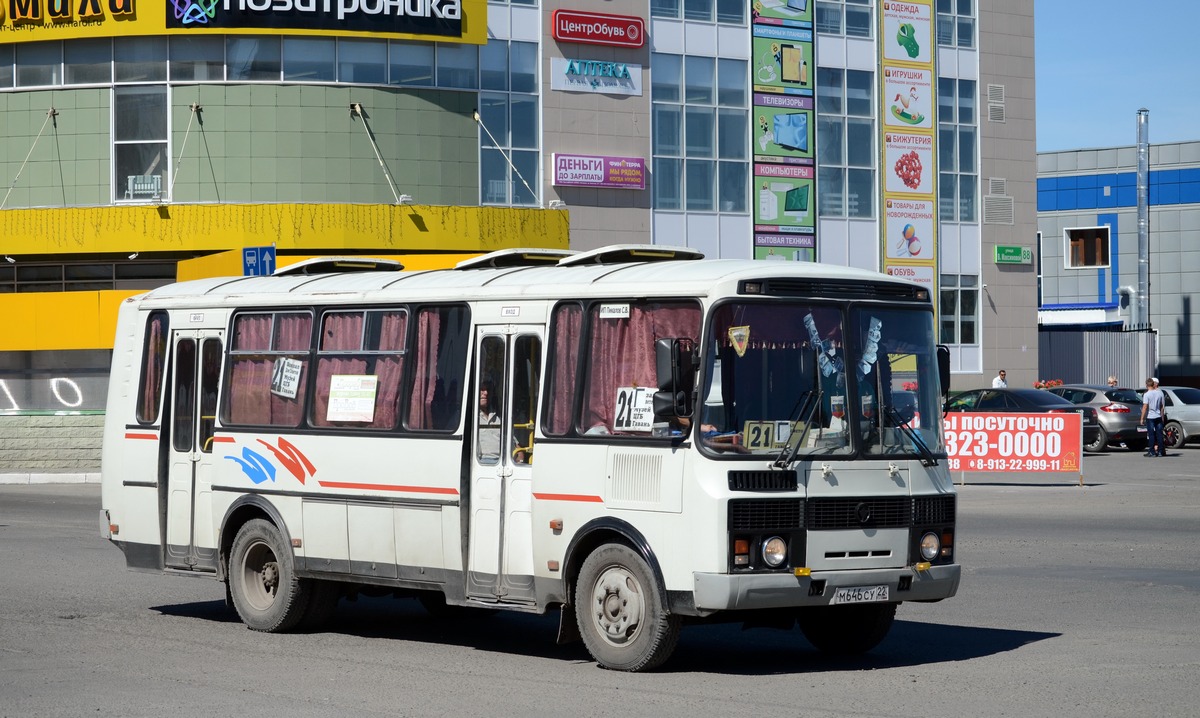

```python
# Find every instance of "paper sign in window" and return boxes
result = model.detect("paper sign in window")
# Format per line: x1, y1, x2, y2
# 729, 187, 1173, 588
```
270, 358, 303, 399
326, 375, 378, 422
614, 386, 653, 432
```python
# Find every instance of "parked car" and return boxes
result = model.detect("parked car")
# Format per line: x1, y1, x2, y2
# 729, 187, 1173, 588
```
944, 388, 1102, 449
1047, 384, 1147, 453
1137, 385, 1200, 449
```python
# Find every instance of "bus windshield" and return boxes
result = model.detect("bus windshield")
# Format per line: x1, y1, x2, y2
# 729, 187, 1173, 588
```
698, 301, 943, 459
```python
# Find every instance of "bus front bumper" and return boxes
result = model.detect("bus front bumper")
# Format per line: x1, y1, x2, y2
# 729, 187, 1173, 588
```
692, 564, 960, 613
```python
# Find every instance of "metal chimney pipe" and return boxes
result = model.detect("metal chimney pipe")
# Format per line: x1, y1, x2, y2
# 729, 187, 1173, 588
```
1136, 108, 1150, 329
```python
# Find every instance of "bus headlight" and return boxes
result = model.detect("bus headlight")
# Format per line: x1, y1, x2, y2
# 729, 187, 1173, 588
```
762, 536, 787, 567
919, 531, 940, 561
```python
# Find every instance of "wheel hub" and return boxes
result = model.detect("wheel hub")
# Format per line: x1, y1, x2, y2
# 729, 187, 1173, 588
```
591, 568, 643, 645
261, 562, 279, 595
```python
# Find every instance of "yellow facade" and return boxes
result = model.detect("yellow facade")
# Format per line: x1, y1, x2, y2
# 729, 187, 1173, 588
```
1, 202, 570, 351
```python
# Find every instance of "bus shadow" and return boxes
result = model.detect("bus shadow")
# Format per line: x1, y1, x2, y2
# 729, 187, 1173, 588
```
665, 619, 1059, 675
153, 597, 1058, 673
962, 481, 1103, 488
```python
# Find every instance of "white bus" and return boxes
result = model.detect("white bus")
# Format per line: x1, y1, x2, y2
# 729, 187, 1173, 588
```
100, 246, 959, 671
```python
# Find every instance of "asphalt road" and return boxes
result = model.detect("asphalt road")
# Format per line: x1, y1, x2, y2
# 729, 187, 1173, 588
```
2, 448, 1198, 717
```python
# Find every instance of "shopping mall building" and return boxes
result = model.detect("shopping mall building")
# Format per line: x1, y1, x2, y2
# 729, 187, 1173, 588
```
0, 0, 1037, 468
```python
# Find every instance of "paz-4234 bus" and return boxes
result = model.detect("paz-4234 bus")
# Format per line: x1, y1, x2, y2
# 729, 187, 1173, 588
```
100, 245, 958, 671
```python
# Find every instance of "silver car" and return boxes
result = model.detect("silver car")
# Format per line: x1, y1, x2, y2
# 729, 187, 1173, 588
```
1048, 384, 1147, 453
1138, 386, 1200, 449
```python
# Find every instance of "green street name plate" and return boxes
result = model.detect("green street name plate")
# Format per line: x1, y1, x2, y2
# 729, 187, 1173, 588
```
995, 245, 1032, 265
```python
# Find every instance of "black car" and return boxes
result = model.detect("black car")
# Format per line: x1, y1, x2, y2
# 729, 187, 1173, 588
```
944, 387, 1102, 449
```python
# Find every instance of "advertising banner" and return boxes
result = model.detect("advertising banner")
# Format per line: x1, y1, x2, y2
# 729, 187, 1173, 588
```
883, 66, 934, 130
552, 154, 646, 190
0, 0, 485, 43
943, 412, 1083, 474
751, 1, 816, 261
878, 0, 937, 298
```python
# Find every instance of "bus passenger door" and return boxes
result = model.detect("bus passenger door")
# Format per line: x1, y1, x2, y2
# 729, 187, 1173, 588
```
466, 327, 541, 604
164, 331, 223, 571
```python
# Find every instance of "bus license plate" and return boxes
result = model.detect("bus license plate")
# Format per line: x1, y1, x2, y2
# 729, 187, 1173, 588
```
831, 585, 889, 605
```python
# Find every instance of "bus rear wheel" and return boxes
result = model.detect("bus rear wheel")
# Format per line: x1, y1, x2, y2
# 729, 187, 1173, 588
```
575, 544, 681, 672
798, 603, 896, 655
229, 519, 310, 632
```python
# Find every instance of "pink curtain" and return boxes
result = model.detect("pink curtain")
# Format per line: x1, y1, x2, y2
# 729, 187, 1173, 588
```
373, 311, 407, 428
227, 315, 272, 424
407, 309, 441, 429
546, 304, 582, 435
225, 313, 310, 427
321, 312, 364, 351
581, 303, 700, 433
137, 311, 168, 423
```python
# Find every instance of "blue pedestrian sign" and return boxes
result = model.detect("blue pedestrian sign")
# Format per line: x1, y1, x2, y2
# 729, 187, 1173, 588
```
242, 246, 276, 276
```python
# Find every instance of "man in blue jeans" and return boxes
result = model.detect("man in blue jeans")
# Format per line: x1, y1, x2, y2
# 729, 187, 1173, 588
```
1140, 377, 1167, 457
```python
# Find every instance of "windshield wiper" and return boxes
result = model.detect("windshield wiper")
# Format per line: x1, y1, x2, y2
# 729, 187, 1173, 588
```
772, 390, 820, 469
884, 406, 939, 467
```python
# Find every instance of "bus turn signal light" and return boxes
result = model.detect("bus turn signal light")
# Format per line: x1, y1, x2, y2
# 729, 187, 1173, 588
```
733, 539, 750, 566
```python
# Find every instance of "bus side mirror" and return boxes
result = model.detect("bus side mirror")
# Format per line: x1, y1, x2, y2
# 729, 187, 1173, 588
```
654, 338, 696, 417
937, 344, 951, 398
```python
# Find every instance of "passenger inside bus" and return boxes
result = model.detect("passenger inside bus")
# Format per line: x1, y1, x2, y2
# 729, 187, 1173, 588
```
477, 382, 501, 460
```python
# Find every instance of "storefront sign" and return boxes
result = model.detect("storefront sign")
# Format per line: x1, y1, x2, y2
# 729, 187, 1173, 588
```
551, 58, 643, 96
0, 0, 485, 43
553, 154, 645, 190
552, 9, 644, 48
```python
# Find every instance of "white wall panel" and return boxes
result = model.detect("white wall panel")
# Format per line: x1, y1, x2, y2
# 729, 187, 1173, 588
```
510, 6, 540, 42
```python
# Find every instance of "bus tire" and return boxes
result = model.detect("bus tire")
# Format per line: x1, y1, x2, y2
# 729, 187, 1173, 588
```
575, 544, 681, 672
798, 602, 896, 655
228, 519, 310, 633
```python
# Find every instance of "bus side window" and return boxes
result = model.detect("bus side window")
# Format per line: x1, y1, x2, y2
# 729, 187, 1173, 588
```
136, 310, 169, 424
580, 301, 700, 436
512, 334, 541, 464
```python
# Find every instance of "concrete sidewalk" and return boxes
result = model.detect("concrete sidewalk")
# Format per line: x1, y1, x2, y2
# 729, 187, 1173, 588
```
0, 472, 100, 485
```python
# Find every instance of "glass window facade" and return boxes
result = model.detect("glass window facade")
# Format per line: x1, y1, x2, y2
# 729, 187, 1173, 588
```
938, 77, 978, 222
479, 40, 539, 207
652, 53, 749, 213
815, 0, 872, 37
939, 274, 979, 345
816, 67, 875, 218
936, 0, 975, 48
652, 0, 745, 24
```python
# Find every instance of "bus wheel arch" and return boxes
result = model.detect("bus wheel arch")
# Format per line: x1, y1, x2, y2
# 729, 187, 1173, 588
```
218, 496, 291, 581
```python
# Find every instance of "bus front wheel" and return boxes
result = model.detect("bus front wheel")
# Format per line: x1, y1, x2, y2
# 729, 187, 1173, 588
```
798, 602, 896, 655
575, 544, 681, 672
229, 519, 310, 632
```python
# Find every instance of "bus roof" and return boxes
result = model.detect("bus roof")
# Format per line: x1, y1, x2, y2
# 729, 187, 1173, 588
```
133, 256, 924, 308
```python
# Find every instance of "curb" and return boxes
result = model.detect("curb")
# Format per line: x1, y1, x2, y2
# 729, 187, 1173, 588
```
0, 473, 101, 485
